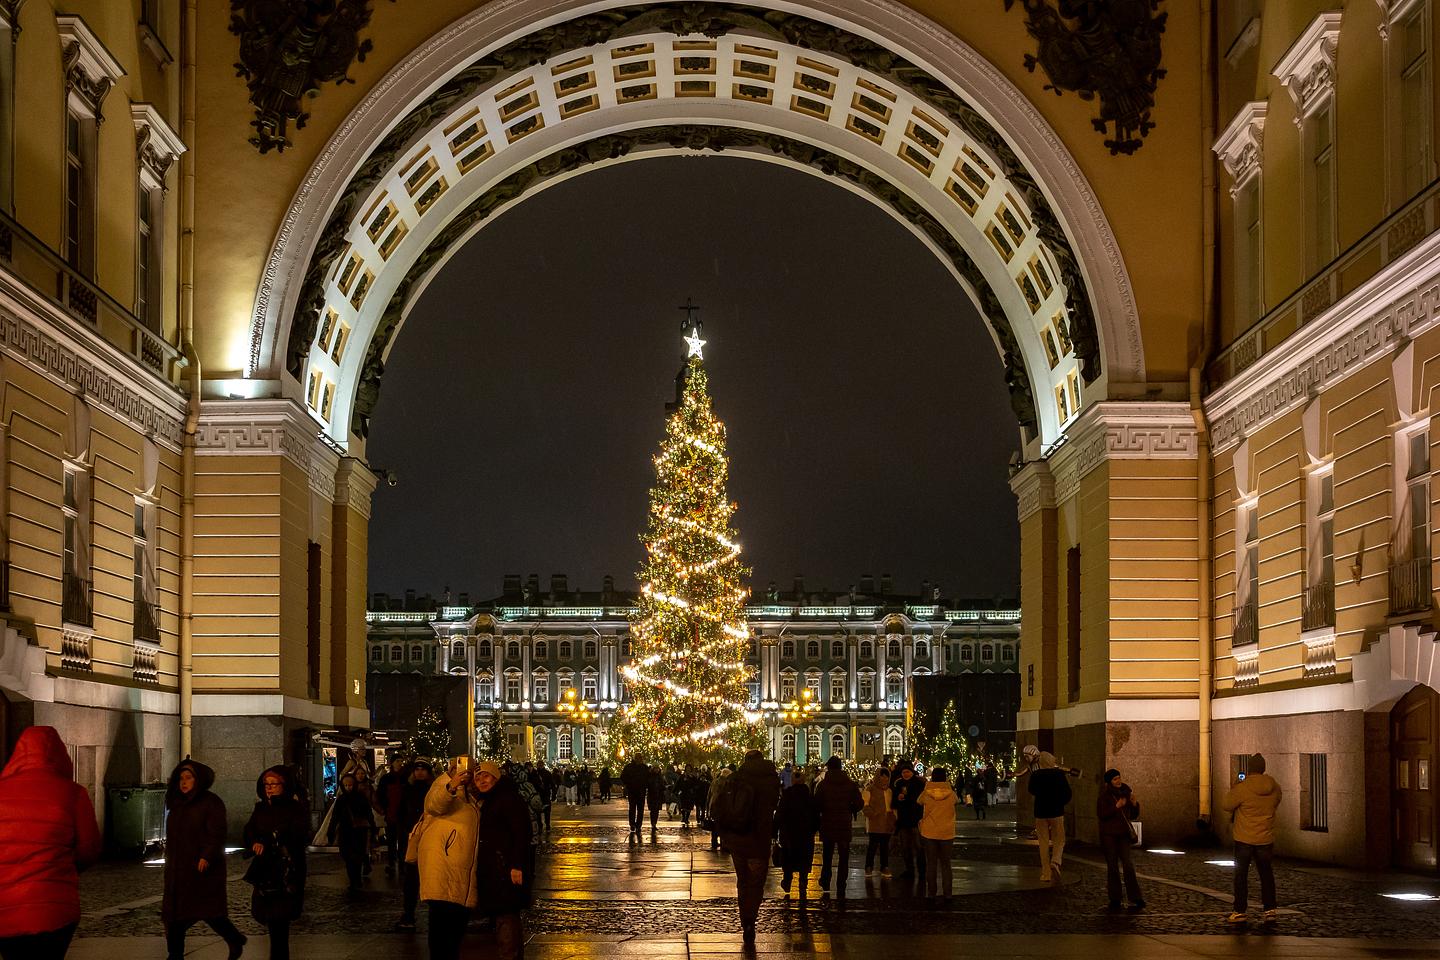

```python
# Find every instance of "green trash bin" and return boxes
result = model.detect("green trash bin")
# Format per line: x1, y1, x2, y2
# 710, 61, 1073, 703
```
106, 783, 167, 858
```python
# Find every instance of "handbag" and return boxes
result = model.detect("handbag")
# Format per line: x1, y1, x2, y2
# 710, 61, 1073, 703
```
1126, 818, 1142, 846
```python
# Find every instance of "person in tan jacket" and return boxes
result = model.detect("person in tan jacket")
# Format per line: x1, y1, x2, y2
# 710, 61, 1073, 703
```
862, 770, 894, 877
415, 761, 482, 960
1220, 752, 1283, 925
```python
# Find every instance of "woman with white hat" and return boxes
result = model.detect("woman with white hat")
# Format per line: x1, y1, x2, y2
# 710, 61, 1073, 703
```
415, 758, 483, 960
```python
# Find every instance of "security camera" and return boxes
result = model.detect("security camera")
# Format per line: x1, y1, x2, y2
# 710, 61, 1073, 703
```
384, 471, 398, 487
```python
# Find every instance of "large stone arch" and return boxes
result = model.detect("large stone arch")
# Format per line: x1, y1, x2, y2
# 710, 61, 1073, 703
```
244, 0, 1144, 454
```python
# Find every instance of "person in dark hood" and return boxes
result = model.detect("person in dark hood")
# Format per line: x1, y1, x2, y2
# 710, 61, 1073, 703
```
814, 756, 863, 897
620, 756, 649, 837
394, 760, 434, 930
644, 764, 666, 837
717, 749, 780, 944
242, 765, 309, 960
774, 769, 818, 900
0, 726, 102, 960
162, 758, 246, 960
890, 760, 926, 885
473, 761, 532, 960
326, 771, 374, 892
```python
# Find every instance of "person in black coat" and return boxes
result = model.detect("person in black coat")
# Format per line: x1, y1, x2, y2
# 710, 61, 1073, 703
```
326, 772, 374, 891
718, 749, 781, 944
162, 759, 246, 960
644, 765, 665, 835
242, 765, 309, 960
474, 763, 532, 960
394, 761, 434, 929
774, 772, 818, 899
890, 761, 926, 884
620, 757, 649, 836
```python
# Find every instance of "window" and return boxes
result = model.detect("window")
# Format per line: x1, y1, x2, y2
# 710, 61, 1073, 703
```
859, 640, 873, 659
831, 640, 844, 659
451, 639, 465, 663
582, 675, 597, 700
981, 644, 994, 663
780, 672, 797, 701
1236, 497, 1260, 647
135, 186, 162, 329
746, 681, 760, 706
748, 639, 759, 658
1392, 0, 1433, 203
477, 639, 492, 660
559, 640, 573, 659
782, 731, 796, 761
887, 638, 901, 659
583, 639, 597, 660
1067, 545, 1081, 699
370, 645, 383, 663
533, 675, 549, 703
61, 464, 92, 626
409, 644, 422, 663
806, 639, 820, 659
63, 110, 94, 274
781, 639, 795, 659
859, 672, 874, 704
830, 732, 845, 759
1305, 102, 1337, 271
506, 640, 520, 660
807, 729, 822, 760
961, 644, 974, 662
558, 730, 572, 760
1305, 465, 1336, 630
1407, 431, 1430, 562
945, 644, 955, 665
132, 499, 158, 643
885, 728, 903, 758
558, 674, 573, 694
1235, 177, 1262, 323
885, 671, 902, 704
830, 673, 846, 703
1300, 753, 1329, 831
584, 729, 598, 760
805, 673, 821, 700
915, 640, 929, 660
504, 672, 521, 702
1001, 644, 1016, 662
533, 730, 549, 761
533, 640, 547, 660
0, 12, 14, 210
390, 644, 403, 663
477, 676, 492, 703
621, 638, 631, 657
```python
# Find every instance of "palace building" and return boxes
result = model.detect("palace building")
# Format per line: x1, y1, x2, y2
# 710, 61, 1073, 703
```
1, 0, 1438, 871
368, 575, 1021, 766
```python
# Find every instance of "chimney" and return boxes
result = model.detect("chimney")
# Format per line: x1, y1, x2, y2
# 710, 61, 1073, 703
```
602, 575, 615, 600
880, 573, 893, 595
404, 588, 417, 610
920, 580, 930, 600
458, 592, 469, 607
443, 584, 452, 604
502, 574, 521, 597
860, 574, 875, 595
931, 583, 941, 602
766, 580, 778, 602
525, 574, 540, 602
793, 575, 805, 599
550, 573, 568, 600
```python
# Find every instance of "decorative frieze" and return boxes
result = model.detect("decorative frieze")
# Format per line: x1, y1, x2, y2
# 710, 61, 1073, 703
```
1213, 101, 1267, 192
334, 457, 378, 520
56, 15, 124, 119
195, 398, 340, 501
1045, 401, 1197, 506
1009, 460, 1055, 523
1273, 11, 1342, 123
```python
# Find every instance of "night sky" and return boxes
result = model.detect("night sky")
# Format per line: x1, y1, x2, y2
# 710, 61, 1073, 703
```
365, 155, 1021, 604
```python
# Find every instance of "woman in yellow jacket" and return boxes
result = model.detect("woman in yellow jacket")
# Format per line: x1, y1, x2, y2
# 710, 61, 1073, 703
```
917, 767, 958, 898
414, 760, 482, 960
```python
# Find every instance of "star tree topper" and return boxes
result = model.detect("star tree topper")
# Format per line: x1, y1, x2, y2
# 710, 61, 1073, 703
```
679, 297, 705, 358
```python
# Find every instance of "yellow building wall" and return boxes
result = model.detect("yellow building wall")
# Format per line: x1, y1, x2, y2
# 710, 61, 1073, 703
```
1017, 498, 1056, 717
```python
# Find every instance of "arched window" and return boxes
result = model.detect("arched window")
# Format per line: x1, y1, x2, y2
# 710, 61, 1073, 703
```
780, 670, 797, 701
806, 729, 822, 760
477, 675, 492, 703
782, 730, 796, 761
831, 639, 845, 659
829, 671, 846, 703
534, 639, 547, 660
859, 640, 874, 660
558, 730, 572, 760
558, 671, 574, 694
781, 639, 795, 659
858, 670, 875, 704
830, 732, 846, 759
583, 728, 598, 760
533, 729, 549, 761
390, 644, 403, 662
559, 639, 573, 659
885, 727, 903, 757
581, 672, 597, 701
806, 639, 821, 659
981, 644, 994, 662
960, 644, 974, 662
887, 638, 901, 659
409, 644, 423, 663
476, 639, 492, 659
506, 640, 520, 660
885, 670, 903, 704
1002, 644, 1016, 662
532, 671, 549, 703
583, 639, 598, 660
369, 645, 383, 663
451, 639, 466, 662
805, 671, 821, 700
915, 640, 929, 659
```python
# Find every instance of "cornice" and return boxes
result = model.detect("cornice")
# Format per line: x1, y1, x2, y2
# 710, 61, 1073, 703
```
0, 1, 23, 33
1273, 11, 1342, 124
0, 270, 185, 451
334, 457, 378, 520
1047, 401, 1197, 506
131, 103, 187, 189
1213, 100, 1268, 192
195, 398, 339, 501
1206, 228, 1440, 453
1008, 460, 1055, 524
56, 15, 124, 118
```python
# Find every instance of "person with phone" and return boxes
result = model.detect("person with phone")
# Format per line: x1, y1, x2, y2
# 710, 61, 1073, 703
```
1222, 753, 1283, 925
1096, 769, 1144, 911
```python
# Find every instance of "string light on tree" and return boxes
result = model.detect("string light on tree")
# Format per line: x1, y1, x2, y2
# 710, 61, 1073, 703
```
613, 302, 766, 763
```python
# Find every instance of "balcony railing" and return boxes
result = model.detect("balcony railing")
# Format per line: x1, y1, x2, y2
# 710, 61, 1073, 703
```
1389, 556, 1433, 616
62, 572, 92, 627
0, 210, 180, 381
134, 594, 160, 644
1301, 576, 1335, 632
1233, 600, 1258, 649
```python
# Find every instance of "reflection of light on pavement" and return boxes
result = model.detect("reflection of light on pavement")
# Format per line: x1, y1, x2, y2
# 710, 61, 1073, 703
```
1383, 892, 1440, 901
1205, 859, 1236, 867
1146, 849, 1184, 855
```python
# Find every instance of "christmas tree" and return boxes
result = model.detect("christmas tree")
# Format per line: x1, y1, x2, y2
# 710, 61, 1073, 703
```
930, 699, 971, 772
616, 314, 765, 764
409, 705, 451, 762
478, 710, 512, 763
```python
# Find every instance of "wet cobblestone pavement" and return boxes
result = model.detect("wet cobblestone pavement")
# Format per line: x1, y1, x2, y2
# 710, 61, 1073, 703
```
73, 802, 1440, 956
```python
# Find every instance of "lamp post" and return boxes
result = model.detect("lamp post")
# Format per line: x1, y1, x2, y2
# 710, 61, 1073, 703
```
558, 686, 596, 761
780, 687, 819, 765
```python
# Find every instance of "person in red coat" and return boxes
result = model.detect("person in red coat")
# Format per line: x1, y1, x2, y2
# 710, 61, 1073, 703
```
0, 726, 102, 959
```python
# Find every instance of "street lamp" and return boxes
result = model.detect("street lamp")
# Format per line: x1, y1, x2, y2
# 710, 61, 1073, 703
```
558, 687, 596, 760
780, 688, 819, 764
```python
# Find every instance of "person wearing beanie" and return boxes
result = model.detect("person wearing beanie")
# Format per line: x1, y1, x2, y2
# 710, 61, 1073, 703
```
1027, 751, 1071, 882
474, 760, 532, 960
1221, 753, 1283, 924
1096, 769, 1144, 911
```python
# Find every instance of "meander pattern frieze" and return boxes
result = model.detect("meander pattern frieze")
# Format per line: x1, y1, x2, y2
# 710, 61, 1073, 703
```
195, 404, 340, 502
0, 300, 184, 450
1206, 234, 1440, 453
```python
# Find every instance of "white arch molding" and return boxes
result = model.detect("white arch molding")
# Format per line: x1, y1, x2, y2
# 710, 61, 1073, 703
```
244, 0, 1144, 450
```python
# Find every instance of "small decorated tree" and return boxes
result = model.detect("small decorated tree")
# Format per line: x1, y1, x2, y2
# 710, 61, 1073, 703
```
409, 705, 451, 762
930, 699, 971, 773
478, 710, 512, 763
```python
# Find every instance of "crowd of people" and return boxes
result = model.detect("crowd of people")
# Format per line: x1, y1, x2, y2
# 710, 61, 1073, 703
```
0, 725, 1295, 958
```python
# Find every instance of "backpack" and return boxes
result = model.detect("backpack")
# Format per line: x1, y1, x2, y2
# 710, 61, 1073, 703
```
708, 773, 757, 833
